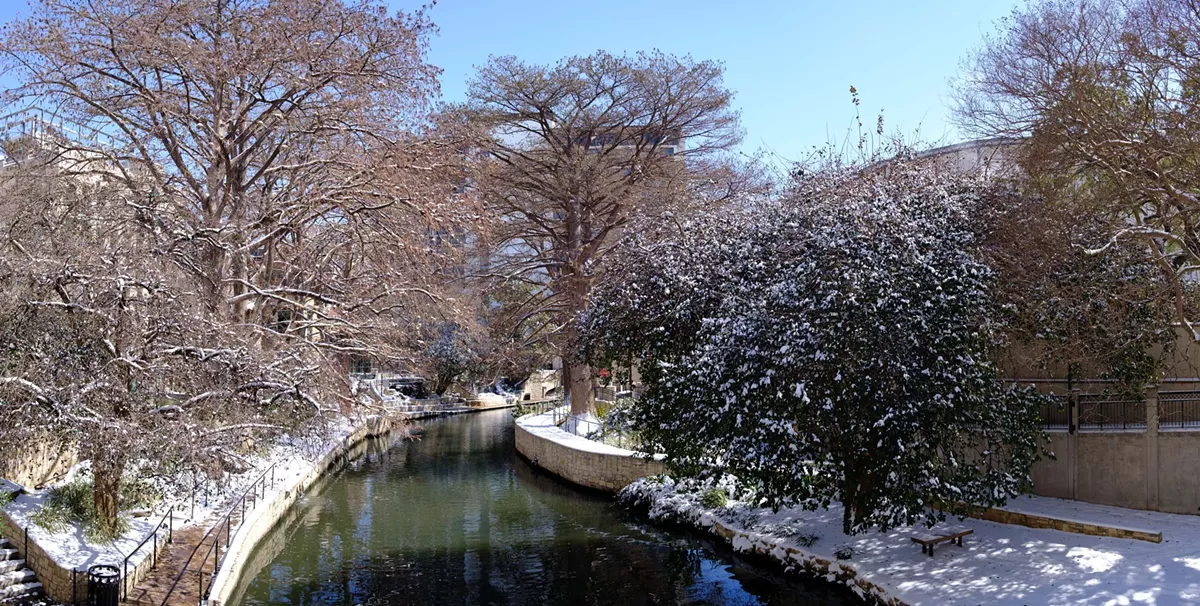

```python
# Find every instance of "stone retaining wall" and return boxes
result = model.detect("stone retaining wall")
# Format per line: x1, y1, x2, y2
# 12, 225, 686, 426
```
0, 435, 78, 489
970, 506, 1162, 543
0, 507, 170, 603
205, 415, 396, 606
514, 411, 666, 494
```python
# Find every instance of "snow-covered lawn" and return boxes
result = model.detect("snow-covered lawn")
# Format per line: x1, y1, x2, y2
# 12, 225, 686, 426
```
626, 478, 1200, 605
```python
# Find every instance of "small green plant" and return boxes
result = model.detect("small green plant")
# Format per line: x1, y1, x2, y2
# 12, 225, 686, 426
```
796, 532, 819, 548
31, 480, 100, 535
699, 487, 728, 509
834, 546, 854, 560
0, 489, 16, 508
29, 476, 160, 543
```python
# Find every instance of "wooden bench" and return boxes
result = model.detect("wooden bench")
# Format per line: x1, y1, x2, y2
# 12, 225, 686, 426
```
910, 527, 973, 556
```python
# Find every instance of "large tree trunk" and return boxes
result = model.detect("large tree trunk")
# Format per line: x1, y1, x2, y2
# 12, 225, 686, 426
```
561, 312, 596, 416
568, 362, 596, 416
92, 446, 125, 537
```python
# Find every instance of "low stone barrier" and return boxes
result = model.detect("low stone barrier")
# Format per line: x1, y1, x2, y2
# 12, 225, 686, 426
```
205, 415, 395, 606
969, 506, 1162, 543
0, 514, 170, 603
0, 488, 170, 603
514, 409, 666, 494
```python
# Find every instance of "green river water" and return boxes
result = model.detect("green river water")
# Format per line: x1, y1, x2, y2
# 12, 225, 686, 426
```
227, 409, 862, 605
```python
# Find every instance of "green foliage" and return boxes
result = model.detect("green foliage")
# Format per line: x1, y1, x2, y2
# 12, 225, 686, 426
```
795, 532, 819, 548
585, 163, 1051, 535
834, 547, 854, 560
699, 488, 728, 509
974, 185, 1175, 390
423, 323, 483, 395
30, 476, 160, 543
0, 489, 15, 509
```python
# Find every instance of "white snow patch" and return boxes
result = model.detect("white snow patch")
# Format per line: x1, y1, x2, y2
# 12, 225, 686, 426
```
622, 478, 1200, 606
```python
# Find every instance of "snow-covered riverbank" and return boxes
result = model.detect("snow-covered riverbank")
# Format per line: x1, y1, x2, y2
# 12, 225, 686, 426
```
623, 477, 1200, 605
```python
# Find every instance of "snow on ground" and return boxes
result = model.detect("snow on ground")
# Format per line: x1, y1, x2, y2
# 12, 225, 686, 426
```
518, 407, 662, 458
625, 477, 1200, 605
1, 414, 364, 576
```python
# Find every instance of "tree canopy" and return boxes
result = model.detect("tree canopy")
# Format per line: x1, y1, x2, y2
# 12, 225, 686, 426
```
585, 160, 1050, 534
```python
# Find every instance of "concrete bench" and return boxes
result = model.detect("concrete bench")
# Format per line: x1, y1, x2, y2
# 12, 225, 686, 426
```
910, 527, 973, 556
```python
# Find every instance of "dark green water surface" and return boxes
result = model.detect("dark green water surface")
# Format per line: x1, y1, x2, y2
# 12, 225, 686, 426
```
230, 409, 860, 605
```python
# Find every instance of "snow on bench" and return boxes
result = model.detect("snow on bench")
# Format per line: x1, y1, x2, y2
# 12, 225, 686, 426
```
909, 525, 973, 556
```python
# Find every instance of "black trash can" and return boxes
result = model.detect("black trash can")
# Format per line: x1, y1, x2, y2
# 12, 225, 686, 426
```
87, 564, 120, 606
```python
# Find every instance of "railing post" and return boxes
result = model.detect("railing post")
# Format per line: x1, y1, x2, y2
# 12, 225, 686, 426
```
1146, 383, 1160, 510
1068, 389, 1080, 434
1146, 384, 1160, 433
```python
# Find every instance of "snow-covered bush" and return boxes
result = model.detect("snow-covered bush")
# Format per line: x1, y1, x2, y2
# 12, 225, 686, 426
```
422, 323, 482, 395
586, 161, 1051, 535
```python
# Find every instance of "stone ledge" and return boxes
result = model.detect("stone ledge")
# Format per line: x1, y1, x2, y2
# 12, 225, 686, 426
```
205, 415, 396, 606
967, 506, 1162, 543
514, 410, 666, 494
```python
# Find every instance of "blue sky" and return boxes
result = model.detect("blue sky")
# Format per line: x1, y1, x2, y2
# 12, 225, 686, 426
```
421, 0, 1019, 161
0, 0, 1019, 162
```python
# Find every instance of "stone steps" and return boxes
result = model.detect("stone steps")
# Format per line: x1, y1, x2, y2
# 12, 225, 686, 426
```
0, 582, 42, 602
0, 537, 41, 604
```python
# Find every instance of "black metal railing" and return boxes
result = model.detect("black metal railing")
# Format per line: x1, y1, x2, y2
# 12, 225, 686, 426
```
119, 508, 174, 601
1157, 390, 1200, 429
517, 398, 566, 424
517, 398, 641, 449
1039, 395, 1071, 430
194, 461, 277, 604
595, 385, 616, 403
1077, 393, 1146, 430
392, 396, 465, 414
154, 461, 277, 606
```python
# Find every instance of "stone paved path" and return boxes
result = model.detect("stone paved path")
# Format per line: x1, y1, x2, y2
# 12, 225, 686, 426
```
120, 513, 239, 606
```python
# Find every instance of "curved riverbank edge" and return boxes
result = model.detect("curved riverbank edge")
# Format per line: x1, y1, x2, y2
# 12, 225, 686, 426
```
205, 414, 397, 606
514, 408, 666, 494
622, 480, 905, 606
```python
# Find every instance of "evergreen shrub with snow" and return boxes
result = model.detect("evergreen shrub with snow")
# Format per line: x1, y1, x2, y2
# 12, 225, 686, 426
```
584, 162, 1051, 534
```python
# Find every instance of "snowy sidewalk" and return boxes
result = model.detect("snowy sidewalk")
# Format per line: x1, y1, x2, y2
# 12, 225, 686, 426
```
629, 480, 1200, 605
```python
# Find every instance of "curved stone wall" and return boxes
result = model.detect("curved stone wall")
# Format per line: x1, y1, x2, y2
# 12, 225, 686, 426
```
514, 409, 666, 494
204, 415, 396, 606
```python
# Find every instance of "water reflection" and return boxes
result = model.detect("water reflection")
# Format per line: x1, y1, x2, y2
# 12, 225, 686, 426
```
230, 410, 861, 605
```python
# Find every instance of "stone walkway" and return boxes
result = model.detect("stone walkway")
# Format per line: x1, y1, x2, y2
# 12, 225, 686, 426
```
120, 512, 239, 606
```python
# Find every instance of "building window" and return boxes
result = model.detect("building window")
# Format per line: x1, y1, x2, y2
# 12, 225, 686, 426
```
350, 355, 372, 375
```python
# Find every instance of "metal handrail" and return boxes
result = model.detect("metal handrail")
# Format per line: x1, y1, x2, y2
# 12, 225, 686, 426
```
519, 398, 637, 450
189, 461, 277, 605
119, 508, 174, 602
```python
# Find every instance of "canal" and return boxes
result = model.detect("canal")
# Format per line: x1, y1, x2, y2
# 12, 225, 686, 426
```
228, 409, 862, 605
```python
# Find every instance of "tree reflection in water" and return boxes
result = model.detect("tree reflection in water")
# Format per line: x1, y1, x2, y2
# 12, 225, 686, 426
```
229, 410, 863, 605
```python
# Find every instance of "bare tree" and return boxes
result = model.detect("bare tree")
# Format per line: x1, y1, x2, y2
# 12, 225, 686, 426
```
956, 0, 1200, 337
0, 0, 473, 533
463, 50, 745, 418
